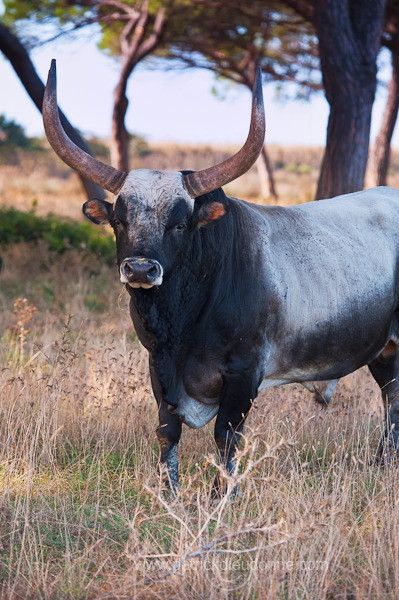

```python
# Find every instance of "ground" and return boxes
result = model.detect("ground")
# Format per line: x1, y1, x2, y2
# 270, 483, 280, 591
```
1, 145, 399, 599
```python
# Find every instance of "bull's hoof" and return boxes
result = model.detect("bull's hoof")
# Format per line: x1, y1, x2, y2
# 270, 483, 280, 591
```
163, 477, 180, 496
157, 464, 180, 498
371, 447, 399, 467
210, 478, 242, 502
370, 454, 386, 468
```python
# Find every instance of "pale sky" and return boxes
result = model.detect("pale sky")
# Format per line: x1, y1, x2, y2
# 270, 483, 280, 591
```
0, 13, 396, 148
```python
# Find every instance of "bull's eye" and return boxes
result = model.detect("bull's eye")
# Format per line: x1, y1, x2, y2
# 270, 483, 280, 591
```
113, 219, 122, 227
174, 223, 187, 233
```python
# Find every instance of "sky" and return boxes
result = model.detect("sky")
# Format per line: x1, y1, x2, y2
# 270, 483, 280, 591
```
0, 14, 397, 148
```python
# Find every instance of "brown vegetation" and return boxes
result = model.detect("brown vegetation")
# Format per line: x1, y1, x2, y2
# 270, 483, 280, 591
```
1, 145, 399, 598
0, 142, 323, 218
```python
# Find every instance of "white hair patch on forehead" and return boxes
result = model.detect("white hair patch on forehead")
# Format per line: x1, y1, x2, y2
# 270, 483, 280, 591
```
116, 169, 195, 209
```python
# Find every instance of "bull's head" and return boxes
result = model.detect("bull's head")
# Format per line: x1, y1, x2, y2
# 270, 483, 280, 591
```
42, 60, 265, 289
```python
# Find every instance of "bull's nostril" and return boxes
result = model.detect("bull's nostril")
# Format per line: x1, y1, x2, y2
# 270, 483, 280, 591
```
147, 265, 159, 279
122, 261, 134, 276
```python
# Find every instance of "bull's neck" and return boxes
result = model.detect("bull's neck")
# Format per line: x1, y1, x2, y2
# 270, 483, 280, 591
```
128, 206, 237, 353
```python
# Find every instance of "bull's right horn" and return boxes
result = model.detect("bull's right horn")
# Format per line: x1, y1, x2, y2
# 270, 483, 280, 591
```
183, 66, 265, 198
43, 60, 127, 195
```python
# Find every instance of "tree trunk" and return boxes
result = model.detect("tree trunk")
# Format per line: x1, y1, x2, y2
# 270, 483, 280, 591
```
108, 4, 166, 172
314, 0, 385, 200
316, 90, 375, 199
256, 146, 278, 201
110, 82, 130, 172
0, 24, 106, 201
372, 39, 399, 186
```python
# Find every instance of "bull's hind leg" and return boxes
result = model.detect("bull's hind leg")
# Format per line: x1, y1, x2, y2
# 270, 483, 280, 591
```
302, 379, 339, 406
369, 339, 399, 461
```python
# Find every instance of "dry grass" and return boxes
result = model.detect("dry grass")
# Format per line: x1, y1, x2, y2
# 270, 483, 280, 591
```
0, 143, 323, 219
0, 309, 397, 599
1, 145, 399, 599
3, 141, 399, 220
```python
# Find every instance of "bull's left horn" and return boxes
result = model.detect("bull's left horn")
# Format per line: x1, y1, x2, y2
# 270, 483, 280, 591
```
183, 67, 265, 198
43, 60, 127, 195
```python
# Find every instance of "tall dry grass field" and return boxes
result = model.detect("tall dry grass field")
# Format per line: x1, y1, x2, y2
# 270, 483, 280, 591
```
1, 145, 399, 599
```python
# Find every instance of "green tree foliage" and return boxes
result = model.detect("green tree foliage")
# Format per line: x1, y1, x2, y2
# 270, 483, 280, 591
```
4, 0, 320, 93
3, 0, 89, 33
156, 1, 321, 199
162, 1, 321, 98
3, 0, 175, 171
3, 0, 320, 182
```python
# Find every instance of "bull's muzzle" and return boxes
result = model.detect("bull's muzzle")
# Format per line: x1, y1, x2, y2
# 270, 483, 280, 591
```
120, 257, 163, 289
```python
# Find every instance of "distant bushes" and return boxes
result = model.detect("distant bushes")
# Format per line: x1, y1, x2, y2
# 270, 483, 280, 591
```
0, 115, 41, 151
0, 208, 116, 265
0, 115, 45, 167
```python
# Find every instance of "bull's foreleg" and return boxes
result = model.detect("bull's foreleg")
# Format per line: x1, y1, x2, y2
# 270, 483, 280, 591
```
212, 374, 256, 497
369, 348, 399, 462
150, 361, 182, 491
156, 400, 182, 491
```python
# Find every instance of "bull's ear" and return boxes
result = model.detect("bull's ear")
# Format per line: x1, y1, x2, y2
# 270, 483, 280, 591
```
82, 199, 113, 225
197, 201, 227, 228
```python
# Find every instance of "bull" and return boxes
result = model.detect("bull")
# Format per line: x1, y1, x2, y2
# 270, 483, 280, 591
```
43, 60, 399, 493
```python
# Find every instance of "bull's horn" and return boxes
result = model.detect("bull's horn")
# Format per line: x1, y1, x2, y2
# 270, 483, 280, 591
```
43, 60, 127, 195
183, 67, 265, 198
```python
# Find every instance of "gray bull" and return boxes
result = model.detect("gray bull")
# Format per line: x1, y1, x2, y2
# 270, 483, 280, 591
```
43, 60, 399, 493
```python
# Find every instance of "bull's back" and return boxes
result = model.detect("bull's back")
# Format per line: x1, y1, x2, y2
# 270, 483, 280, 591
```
253, 187, 399, 382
